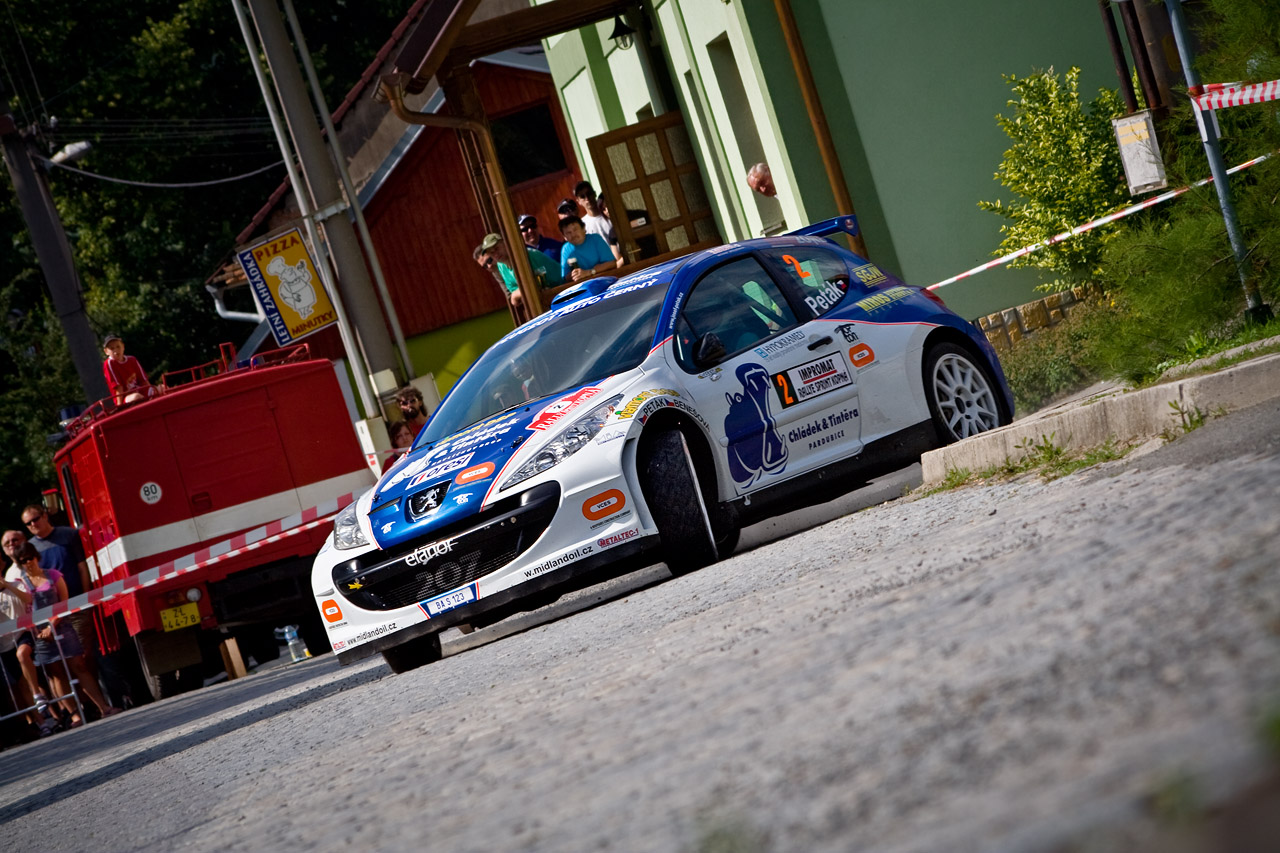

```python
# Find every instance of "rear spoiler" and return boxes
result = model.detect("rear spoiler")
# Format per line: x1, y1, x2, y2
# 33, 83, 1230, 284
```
785, 215, 861, 240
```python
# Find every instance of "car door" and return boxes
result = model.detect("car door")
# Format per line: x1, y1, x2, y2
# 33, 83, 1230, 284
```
670, 254, 863, 499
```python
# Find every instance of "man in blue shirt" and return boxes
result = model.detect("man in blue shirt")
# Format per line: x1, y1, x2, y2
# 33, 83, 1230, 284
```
559, 216, 619, 282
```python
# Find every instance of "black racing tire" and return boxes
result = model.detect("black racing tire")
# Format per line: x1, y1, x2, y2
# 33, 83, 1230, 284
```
381, 632, 443, 675
923, 343, 1004, 444
715, 524, 741, 560
640, 430, 719, 575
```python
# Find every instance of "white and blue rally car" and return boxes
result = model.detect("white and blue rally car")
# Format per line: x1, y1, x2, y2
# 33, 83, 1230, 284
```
312, 217, 1012, 672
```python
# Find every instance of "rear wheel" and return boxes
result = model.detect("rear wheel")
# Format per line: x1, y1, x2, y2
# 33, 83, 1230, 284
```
382, 632, 443, 674
924, 343, 1003, 444
640, 430, 719, 575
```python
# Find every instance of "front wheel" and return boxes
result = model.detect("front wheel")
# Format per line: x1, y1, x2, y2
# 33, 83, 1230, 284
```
382, 631, 443, 674
924, 343, 1004, 444
640, 430, 719, 575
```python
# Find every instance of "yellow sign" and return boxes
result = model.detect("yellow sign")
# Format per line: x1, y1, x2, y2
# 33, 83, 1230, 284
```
236, 228, 337, 345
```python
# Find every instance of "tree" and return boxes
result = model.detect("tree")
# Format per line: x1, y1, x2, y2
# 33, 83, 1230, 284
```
978, 67, 1128, 291
0, 0, 409, 515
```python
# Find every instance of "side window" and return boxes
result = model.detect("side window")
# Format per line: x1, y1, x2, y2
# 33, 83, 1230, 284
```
761, 246, 862, 319
675, 257, 798, 370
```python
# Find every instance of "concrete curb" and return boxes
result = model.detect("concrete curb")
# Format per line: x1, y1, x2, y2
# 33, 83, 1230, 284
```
920, 351, 1280, 485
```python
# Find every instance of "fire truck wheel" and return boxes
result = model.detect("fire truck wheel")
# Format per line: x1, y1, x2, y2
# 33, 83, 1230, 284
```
381, 632, 443, 674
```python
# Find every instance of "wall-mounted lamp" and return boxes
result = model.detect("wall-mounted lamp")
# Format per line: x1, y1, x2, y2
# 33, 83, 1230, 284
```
609, 15, 636, 50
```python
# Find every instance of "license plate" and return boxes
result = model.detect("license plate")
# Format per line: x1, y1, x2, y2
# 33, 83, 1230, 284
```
160, 602, 201, 632
423, 585, 476, 616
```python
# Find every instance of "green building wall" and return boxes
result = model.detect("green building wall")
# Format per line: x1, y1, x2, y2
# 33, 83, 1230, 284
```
541, 0, 1124, 319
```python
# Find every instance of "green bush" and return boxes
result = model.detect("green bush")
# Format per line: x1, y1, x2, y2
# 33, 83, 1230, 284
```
999, 299, 1110, 413
978, 67, 1128, 290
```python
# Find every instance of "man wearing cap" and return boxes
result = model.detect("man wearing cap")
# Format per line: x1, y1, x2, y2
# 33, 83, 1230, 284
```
474, 233, 562, 323
518, 214, 564, 262
101, 334, 154, 405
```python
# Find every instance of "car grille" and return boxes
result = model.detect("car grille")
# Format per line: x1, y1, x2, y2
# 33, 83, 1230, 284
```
333, 482, 560, 611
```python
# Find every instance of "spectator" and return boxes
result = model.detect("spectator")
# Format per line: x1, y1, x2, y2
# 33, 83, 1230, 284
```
384, 420, 414, 473
396, 387, 429, 439
101, 334, 155, 405
475, 233, 563, 323
573, 181, 623, 264
746, 162, 777, 197
518, 214, 564, 262
12, 544, 120, 726
21, 504, 101, 691
0, 569, 53, 736
556, 197, 578, 222
559, 216, 619, 282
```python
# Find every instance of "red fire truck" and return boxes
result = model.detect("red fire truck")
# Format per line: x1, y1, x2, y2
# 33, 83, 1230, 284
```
53, 344, 375, 699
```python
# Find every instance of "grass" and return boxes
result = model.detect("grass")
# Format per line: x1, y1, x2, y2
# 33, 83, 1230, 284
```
916, 434, 1133, 497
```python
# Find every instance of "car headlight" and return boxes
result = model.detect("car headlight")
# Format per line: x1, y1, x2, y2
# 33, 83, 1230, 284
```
332, 498, 370, 551
500, 394, 622, 491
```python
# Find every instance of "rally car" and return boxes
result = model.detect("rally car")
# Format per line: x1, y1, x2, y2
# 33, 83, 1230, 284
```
312, 217, 1012, 672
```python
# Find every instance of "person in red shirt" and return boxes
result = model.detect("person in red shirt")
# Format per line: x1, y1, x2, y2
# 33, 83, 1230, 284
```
101, 334, 155, 405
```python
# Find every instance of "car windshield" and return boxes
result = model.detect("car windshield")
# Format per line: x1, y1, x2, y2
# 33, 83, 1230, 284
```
418, 282, 668, 444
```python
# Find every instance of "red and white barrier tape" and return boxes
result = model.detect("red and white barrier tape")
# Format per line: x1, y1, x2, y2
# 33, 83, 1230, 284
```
0, 491, 357, 636
929, 150, 1274, 291
1193, 80, 1280, 111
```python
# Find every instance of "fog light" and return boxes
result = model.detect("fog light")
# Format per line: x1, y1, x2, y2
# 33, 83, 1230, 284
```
186, 587, 202, 603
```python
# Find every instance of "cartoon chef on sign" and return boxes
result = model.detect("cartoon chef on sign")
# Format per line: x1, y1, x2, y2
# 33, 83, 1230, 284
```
266, 255, 318, 319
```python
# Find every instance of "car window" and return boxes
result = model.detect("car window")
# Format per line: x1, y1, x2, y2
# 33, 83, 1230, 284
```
675, 256, 799, 370
419, 283, 665, 445
760, 246, 857, 319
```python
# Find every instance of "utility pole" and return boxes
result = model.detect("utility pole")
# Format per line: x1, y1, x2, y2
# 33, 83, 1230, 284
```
242, 0, 402, 388
0, 94, 109, 403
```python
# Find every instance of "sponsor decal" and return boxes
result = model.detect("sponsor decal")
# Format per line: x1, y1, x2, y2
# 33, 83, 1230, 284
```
351, 622, 397, 645
854, 286, 911, 314
635, 397, 711, 432
404, 538, 455, 568
384, 453, 431, 490
419, 583, 478, 618
381, 522, 395, 534
787, 408, 858, 450
724, 363, 788, 486
321, 599, 344, 623
849, 343, 877, 368
598, 528, 640, 549
523, 544, 594, 579
434, 416, 520, 456
771, 352, 853, 409
454, 493, 471, 505
529, 387, 601, 431
595, 427, 627, 445
617, 388, 680, 419
853, 263, 888, 286
333, 640, 346, 651
696, 366, 724, 381
804, 279, 847, 314
835, 323, 860, 343
347, 579, 364, 591
408, 452, 474, 488
752, 329, 807, 360
589, 509, 633, 530
455, 461, 496, 485
582, 489, 626, 521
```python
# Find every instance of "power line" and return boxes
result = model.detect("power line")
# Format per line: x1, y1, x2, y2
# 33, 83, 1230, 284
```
3, 0, 43, 116
39, 156, 285, 188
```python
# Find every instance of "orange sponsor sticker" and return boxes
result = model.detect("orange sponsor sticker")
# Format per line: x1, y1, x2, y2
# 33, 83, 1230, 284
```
582, 488, 626, 521
455, 462, 496, 485
848, 343, 876, 367
321, 599, 344, 623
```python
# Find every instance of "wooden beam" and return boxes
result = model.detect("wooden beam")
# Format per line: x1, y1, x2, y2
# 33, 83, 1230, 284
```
444, 0, 633, 74
393, 0, 486, 94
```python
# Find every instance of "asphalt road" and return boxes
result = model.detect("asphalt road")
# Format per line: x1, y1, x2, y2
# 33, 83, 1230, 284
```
2, 400, 1278, 852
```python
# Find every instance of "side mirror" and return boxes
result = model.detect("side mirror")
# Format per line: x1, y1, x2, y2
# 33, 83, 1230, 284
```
694, 332, 727, 368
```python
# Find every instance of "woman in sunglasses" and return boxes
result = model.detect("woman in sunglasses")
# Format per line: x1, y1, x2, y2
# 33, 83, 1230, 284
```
13, 544, 120, 726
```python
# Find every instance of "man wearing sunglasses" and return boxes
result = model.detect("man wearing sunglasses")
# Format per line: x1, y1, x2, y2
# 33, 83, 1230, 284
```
518, 214, 564, 262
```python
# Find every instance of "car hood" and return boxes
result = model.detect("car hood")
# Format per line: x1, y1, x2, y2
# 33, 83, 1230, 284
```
367, 383, 613, 550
